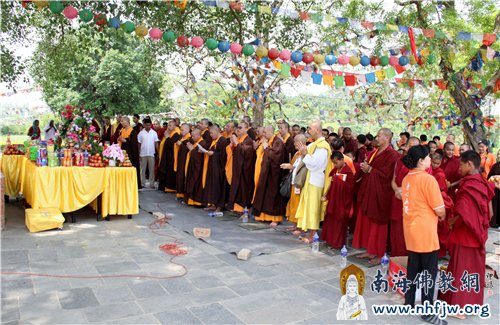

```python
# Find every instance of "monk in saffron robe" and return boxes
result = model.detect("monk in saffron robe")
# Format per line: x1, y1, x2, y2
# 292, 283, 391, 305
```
353, 128, 400, 264
101, 116, 112, 144
430, 151, 454, 257
444, 151, 495, 318
203, 125, 229, 211
198, 118, 212, 144
158, 120, 180, 192
281, 134, 307, 234
253, 126, 287, 226
118, 116, 141, 189
278, 121, 296, 162
390, 137, 420, 257
184, 128, 209, 206
175, 124, 192, 200
241, 116, 256, 141
222, 121, 236, 139
321, 151, 354, 249
227, 121, 256, 212
110, 114, 123, 144
441, 142, 462, 196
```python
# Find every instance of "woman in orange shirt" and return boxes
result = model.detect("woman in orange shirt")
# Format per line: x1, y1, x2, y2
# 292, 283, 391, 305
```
401, 145, 446, 324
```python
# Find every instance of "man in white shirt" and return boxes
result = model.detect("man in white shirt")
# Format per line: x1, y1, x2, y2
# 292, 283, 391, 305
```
137, 118, 159, 188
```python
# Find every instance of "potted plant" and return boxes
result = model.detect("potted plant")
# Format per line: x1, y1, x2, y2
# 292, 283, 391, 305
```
102, 144, 124, 167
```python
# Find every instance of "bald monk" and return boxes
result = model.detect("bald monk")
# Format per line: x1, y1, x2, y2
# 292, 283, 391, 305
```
353, 128, 400, 264
203, 125, 229, 211
278, 121, 296, 162
441, 142, 462, 197
242, 116, 256, 140
198, 118, 212, 144
222, 121, 236, 139
184, 129, 209, 206
390, 136, 420, 257
175, 124, 192, 200
227, 121, 256, 213
158, 120, 181, 192
253, 126, 287, 226
281, 134, 307, 234
444, 151, 495, 318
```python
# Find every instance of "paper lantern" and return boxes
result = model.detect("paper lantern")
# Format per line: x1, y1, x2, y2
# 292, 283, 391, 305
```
279, 50, 291, 61
389, 49, 398, 56
380, 55, 389, 66
149, 27, 163, 41
325, 54, 337, 65
190, 36, 204, 48
177, 35, 189, 47
268, 48, 280, 60
427, 53, 436, 64
302, 53, 314, 64
49, 1, 64, 14
230, 42, 242, 54
94, 13, 107, 28
370, 56, 380, 66
108, 17, 121, 29
420, 48, 430, 57
34, 0, 48, 10
205, 38, 218, 50
399, 55, 409, 66
79, 9, 93, 23
163, 31, 176, 42
349, 56, 360, 66
291, 51, 303, 63
135, 25, 148, 38
389, 56, 399, 66
313, 54, 324, 65
409, 55, 417, 65
123, 21, 135, 33
242, 44, 254, 56
218, 41, 230, 52
338, 55, 349, 65
360, 55, 370, 67
63, 5, 78, 19
256, 46, 268, 58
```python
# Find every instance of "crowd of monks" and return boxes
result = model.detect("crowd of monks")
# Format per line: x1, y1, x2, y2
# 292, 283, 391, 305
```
100, 114, 499, 315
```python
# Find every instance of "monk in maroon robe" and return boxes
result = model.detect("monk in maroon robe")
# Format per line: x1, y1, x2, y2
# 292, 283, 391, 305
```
253, 126, 286, 225
184, 128, 209, 206
203, 125, 229, 211
227, 121, 256, 212
342, 127, 358, 157
321, 151, 355, 249
175, 124, 192, 200
353, 128, 400, 264
278, 121, 296, 162
441, 142, 462, 197
355, 134, 368, 163
444, 151, 495, 316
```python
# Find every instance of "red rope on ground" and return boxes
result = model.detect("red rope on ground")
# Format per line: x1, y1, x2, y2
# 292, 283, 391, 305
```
0, 214, 188, 280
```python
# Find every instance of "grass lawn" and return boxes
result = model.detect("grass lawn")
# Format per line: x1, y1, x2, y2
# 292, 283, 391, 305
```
0, 134, 28, 146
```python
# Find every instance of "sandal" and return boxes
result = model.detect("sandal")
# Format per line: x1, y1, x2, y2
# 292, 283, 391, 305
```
368, 257, 381, 265
291, 230, 302, 236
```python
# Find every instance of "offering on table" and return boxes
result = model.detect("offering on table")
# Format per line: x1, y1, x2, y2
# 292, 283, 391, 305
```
63, 149, 72, 167
29, 146, 38, 161
2, 144, 25, 155
74, 151, 84, 167
88, 154, 105, 167
120, 150, 133, 167
47, 140, 55, 153
48, 152, 58, 167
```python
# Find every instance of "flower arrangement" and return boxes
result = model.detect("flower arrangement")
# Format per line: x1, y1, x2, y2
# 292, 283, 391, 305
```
102, 144, 125, 162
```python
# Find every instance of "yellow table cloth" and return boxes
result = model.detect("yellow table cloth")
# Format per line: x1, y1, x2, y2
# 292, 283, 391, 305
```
1, 155, 26, 197
21, 158, 138, 217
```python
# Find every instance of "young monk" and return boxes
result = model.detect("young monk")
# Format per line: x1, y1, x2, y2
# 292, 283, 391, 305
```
444, 151, 495, 319
321, 151, 355, 249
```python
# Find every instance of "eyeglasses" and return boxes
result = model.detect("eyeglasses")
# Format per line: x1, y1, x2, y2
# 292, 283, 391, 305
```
237, 126, 243, 129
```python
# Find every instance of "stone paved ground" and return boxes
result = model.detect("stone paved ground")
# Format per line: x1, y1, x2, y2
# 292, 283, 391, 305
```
1, 196, 499, 324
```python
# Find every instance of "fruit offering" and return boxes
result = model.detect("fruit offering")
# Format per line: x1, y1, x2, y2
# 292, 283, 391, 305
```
489, 175, 500, 183
62, 149, 72, 167
3, 145, 25, 155
74, 152, 84, 167
120, 150, 133, 167
88, 154, 105, 168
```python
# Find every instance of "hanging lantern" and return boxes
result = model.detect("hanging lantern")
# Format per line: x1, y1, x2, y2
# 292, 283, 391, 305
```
163, 31, 176, 42
218, 41, 230, 52
230, 43, 242, 54
48, 1, 64, 14
79, 9, 93, 23
380, 55, 389, 66
338, 55, 349, 65
135, 25, 149, 38
349, 56, 360, 66
108, 17, 121, 29
123, 21, 135, 34
302, 53, 314, 64
427, 53, 436, 64
279, 50, 291, 61
399, 55, 409, 66
268, 48, 280, 60
420, 48, 430, 57
389, 56, 399, 66
149, 27, 163, 41
190, 36, 204, 48
409, 55, 417, 65
63, 5, 78, 19
34, 0, 49, 10
360, 55, 370, 67
291, 51, 303, 63
256, 46, 268, 58
370, 56, 380, 66
177, 35, 190, 47
242, 44, 254, 56
205, 38, 218, 50
313, 54, 325, 65
94, 13, 107, 29
325, 54, 337, 65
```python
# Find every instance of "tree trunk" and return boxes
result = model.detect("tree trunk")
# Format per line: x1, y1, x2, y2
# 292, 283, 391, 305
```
252, 100, 265, 126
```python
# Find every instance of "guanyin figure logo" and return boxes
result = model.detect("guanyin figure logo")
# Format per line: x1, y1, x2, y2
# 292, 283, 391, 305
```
337, 264, 368, 320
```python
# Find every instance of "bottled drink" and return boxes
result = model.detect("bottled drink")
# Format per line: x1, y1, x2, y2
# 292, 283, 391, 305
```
242, 207, 249, 223
6, 134, 11, 146
208, 211, 224, 217
83, 151, 89, 167
381, 253, 390, 276
311, 233, 320, 253
340, 245, 348, 268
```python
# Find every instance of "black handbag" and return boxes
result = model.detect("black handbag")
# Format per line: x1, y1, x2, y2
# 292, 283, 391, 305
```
279, 172, 293, 198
